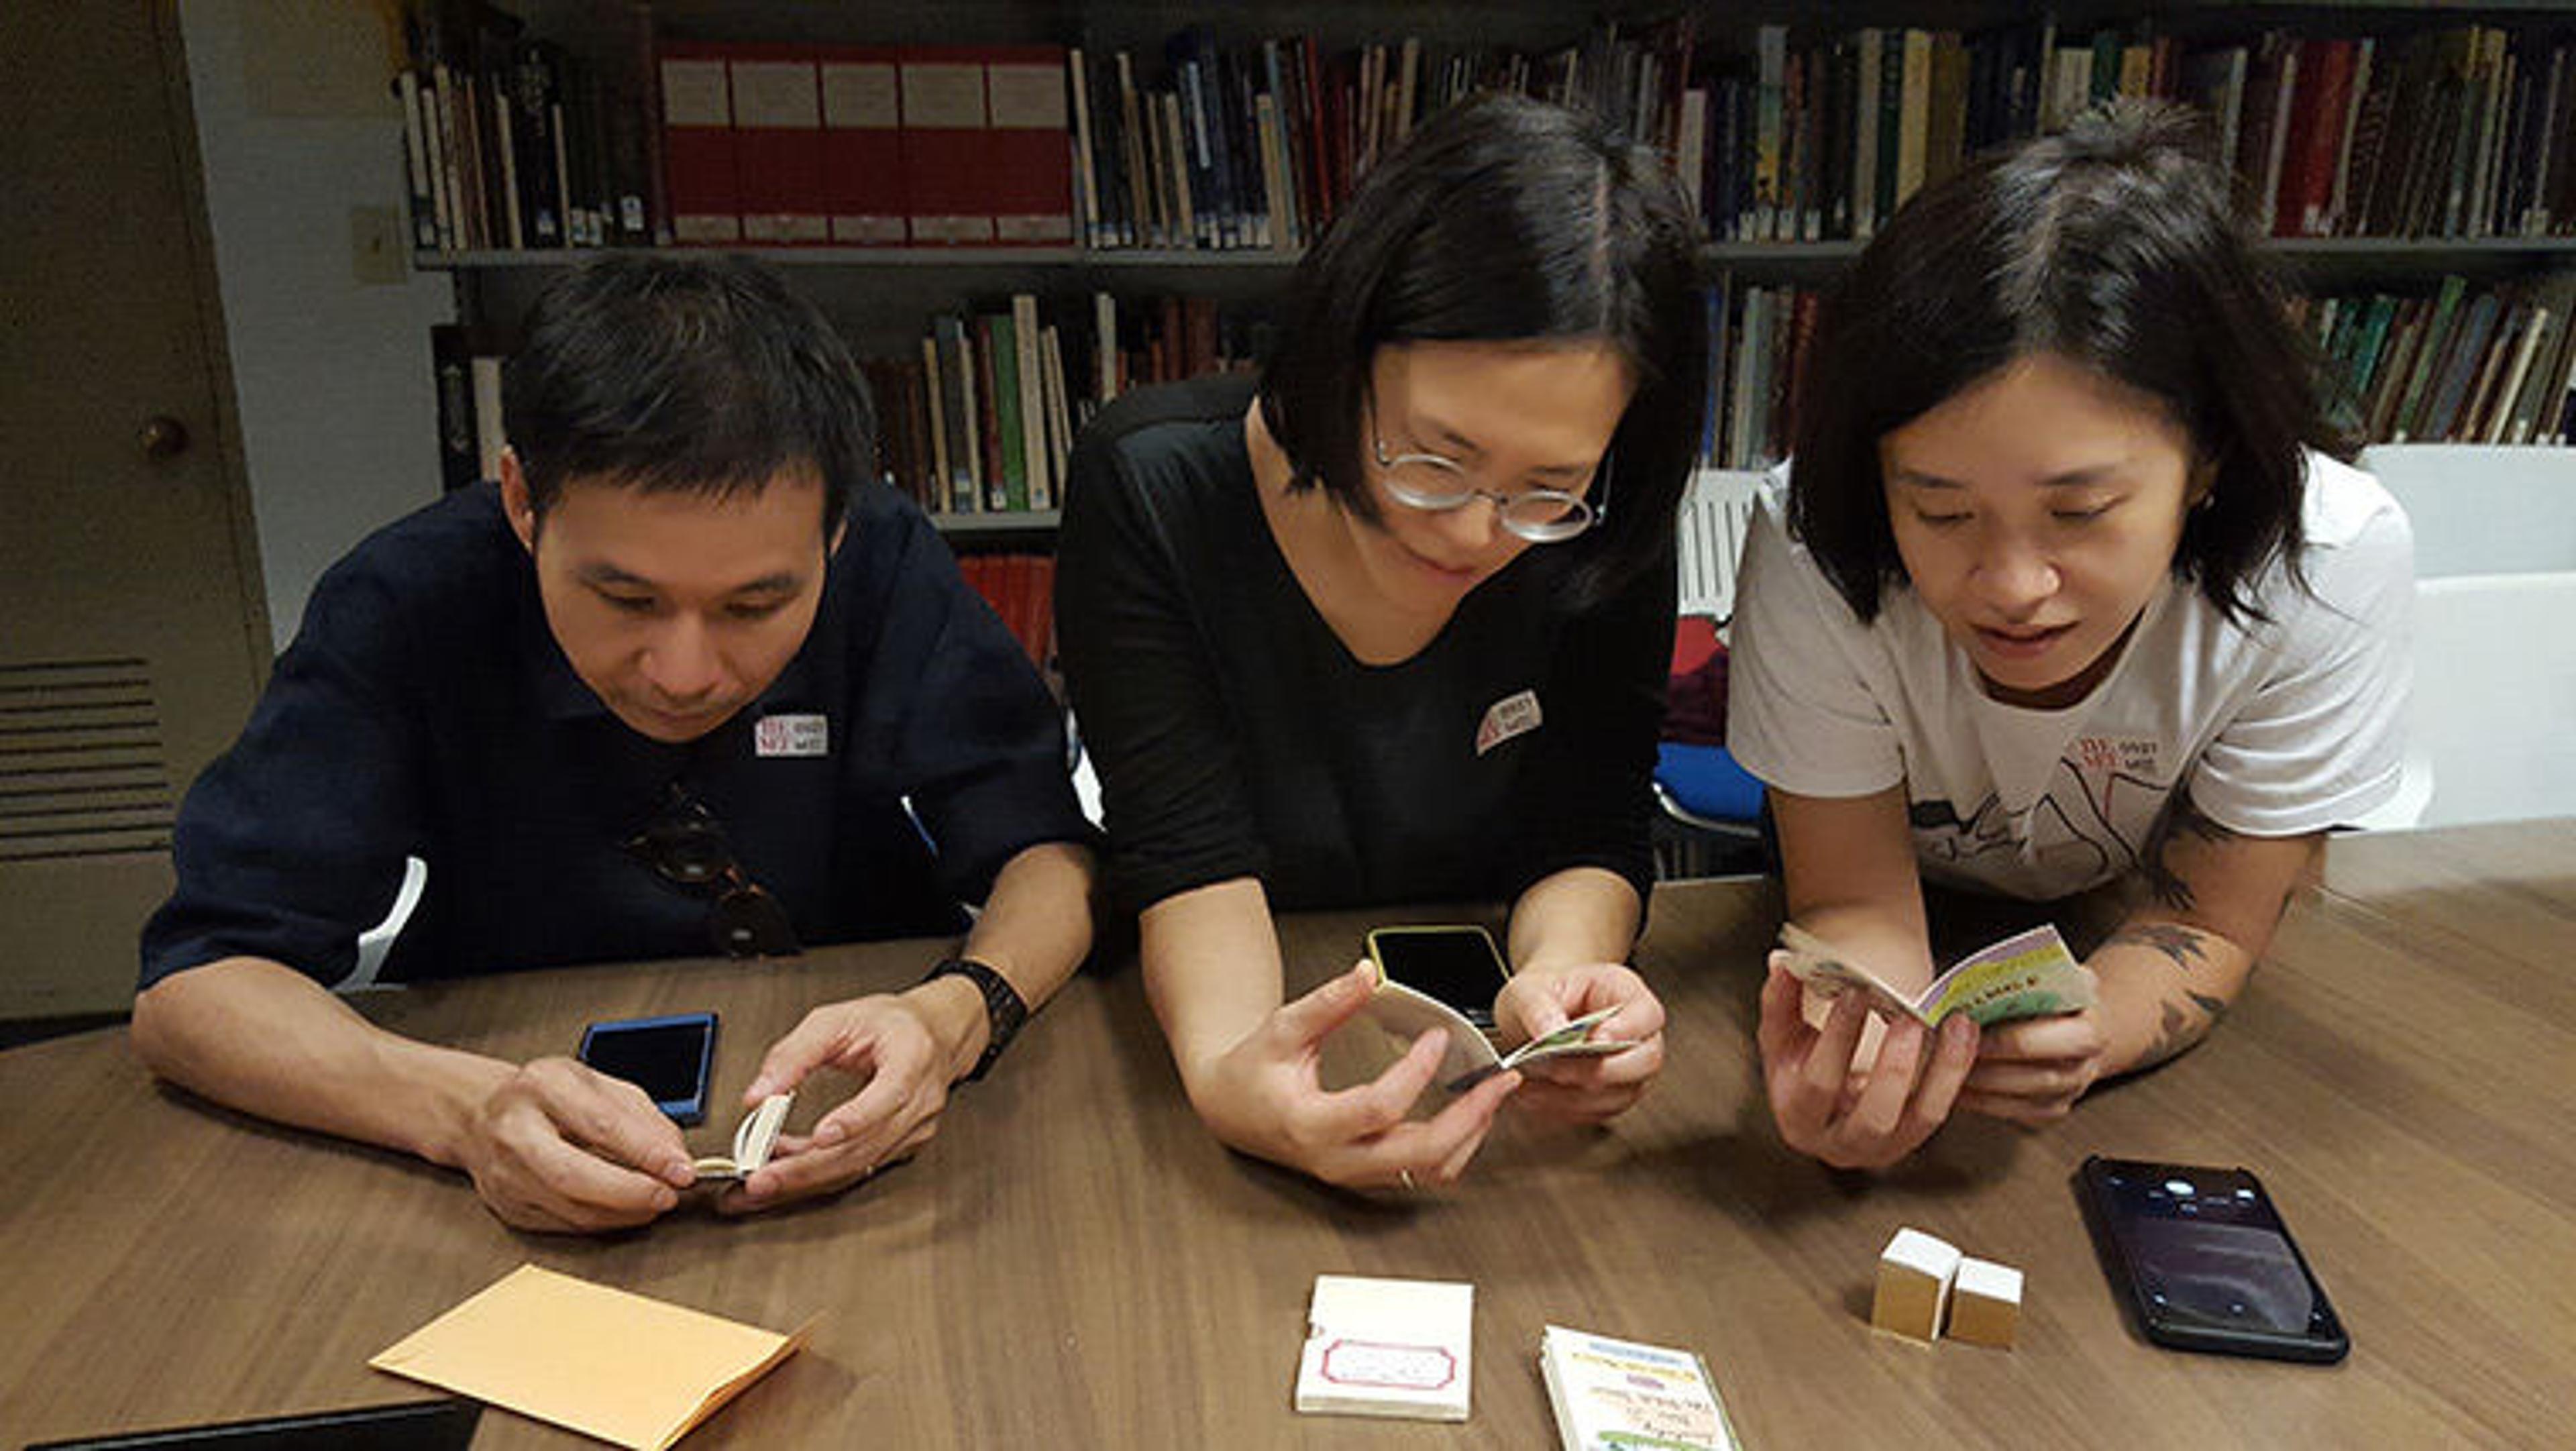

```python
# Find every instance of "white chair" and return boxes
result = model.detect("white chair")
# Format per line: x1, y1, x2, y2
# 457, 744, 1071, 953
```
334, 855, 425, 993
1676, 469, 1763, 625
2396, 572, 2576, 828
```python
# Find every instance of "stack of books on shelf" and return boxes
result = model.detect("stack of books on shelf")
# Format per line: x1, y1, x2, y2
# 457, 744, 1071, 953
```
1701, 278, 1817, 472
1067, 21, 1700, 254
956, 555, 1056, 669
396, 3, 652, 253
429, 323, 516, 492
866, 294, 1265, 520
2308, 272, 2576, 445
1680, 20, 2576, 247
657, 42, 1073, 248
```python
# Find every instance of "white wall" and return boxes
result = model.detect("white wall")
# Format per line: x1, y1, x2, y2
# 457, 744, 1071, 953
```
180, 0, 453, 647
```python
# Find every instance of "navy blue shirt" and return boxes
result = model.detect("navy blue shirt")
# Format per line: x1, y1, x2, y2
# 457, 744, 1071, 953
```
140, 480, 1088, 989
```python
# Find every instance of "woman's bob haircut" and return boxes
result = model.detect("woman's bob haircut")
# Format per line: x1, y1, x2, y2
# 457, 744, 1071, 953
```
1257, 92, 1709, 606
1787, 100, 2351, 625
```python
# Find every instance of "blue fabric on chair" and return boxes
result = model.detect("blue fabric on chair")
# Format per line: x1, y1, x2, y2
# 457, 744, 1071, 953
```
1655, 741, 1765, 824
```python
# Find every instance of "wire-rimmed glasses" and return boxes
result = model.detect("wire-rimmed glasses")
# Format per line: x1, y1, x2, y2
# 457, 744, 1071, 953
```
1371, 437, 1610, 543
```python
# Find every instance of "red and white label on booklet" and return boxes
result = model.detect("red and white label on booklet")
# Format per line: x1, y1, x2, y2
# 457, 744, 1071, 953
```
755, 713, 828, 758
1475, 690, 1543, 756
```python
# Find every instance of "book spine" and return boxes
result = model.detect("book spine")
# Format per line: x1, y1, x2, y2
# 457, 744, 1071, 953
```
396, 70, 439, 250
659, 45, 741, 244
985, 313, 1027, 511
1012, 294, 1050, 510
985, 46, 1075, 246
1067, 48, 1099, 248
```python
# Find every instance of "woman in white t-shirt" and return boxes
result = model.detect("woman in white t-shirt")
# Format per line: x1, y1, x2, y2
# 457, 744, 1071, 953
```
1726, 102, 2414, 1170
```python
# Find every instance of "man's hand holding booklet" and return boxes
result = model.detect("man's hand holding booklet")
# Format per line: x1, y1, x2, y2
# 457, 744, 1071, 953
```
1774, 922, 2097, 1028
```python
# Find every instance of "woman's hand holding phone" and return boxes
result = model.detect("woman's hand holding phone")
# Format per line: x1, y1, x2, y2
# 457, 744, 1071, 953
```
1187, 962, 1521, 1192
1493, 963, 1667, 1122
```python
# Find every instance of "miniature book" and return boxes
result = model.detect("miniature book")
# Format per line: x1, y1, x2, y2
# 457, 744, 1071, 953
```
1872, 1227, 1964, 1342
1352, 977, 1629, 1093
691, 1092, 793, 1182
1539, 1324, 1741, 1450
1947, 1256, 2024, 1349
1778, 922, 2096, 1028
1293, 1274, 1474, 1421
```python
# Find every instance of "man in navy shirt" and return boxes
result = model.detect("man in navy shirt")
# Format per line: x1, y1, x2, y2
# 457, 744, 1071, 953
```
134, 255, 1096, 1233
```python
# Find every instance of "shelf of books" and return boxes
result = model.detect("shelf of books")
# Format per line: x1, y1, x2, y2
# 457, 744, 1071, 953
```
401, 5, 2576, 553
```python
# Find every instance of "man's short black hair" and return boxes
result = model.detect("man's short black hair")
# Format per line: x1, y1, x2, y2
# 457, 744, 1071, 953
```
1787, 100, 2350, 625
502, 253, 875, 537
1256, 92, 1709, 607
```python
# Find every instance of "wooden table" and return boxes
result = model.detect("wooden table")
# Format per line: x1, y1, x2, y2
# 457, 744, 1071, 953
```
4, 821, 2571, 1448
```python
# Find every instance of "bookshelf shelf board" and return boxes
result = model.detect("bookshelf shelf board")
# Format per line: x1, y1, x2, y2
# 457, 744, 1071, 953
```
932, 510, 1063, 535
422, 237, 2576, 278
2270, 238, 2576, 258
415, 247, 1301, 272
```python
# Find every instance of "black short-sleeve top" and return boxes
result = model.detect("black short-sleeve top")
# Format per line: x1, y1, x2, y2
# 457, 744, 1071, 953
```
1055, 375, 1673, 916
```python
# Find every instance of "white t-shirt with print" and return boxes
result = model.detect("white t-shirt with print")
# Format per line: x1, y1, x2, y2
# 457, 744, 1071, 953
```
1726, 452, 2414, 902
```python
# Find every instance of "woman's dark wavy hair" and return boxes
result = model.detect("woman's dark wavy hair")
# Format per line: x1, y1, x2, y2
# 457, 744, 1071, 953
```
1788, 100, 2350, 624
504, 252, 875, 537
1257, 92, 1709, 608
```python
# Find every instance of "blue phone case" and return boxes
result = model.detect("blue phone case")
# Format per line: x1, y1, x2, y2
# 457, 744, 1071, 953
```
578, 1012, 718, 1125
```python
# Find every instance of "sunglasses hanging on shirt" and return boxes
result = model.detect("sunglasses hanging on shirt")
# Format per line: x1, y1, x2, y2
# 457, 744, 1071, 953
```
621, 783, 803, 959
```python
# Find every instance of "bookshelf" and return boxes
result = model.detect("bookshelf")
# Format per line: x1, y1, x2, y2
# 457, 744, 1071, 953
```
404, 1, 2576, 550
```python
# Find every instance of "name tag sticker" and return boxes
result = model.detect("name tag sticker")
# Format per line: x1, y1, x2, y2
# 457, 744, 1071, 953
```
755, 713, 829, 758
1474, 690, 1542, 756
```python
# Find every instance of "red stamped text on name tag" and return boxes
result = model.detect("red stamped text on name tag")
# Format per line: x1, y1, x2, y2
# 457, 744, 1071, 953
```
755, 713, 828, 758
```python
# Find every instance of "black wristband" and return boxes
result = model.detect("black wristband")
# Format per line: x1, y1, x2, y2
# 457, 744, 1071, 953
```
922, 956, 1028, 1082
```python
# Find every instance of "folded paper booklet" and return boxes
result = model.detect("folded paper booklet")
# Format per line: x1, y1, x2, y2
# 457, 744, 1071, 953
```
1540, 1324, 1741, 1451
370, 1265, 815, 1450
1294, 1274, 1474, 1421
1778, 922, 2096, 1028
1354, 976, 1630, 1093
692, 1091, 793, 1182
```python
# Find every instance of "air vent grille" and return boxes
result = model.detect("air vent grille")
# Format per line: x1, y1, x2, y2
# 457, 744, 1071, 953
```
0, 658, 175, 862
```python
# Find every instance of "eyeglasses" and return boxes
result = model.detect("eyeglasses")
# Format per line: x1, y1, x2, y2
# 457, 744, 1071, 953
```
1371, 436, 1609, 543
621, 783, 802, 958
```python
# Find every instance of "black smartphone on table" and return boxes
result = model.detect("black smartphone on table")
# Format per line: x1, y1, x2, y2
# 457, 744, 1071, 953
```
24, 1398, 481, 1450
578, 1011, 718, 1125
2075, 1154, 2350, 1364
1365, 924, 1510, 1034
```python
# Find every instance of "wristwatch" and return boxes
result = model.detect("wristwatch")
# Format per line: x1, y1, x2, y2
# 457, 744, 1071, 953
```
921, 956, 1028, 1082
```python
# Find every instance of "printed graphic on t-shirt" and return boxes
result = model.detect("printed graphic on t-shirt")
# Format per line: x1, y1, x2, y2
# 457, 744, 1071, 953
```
1911, 737, 2178, 898
1474, 690, 1543, 756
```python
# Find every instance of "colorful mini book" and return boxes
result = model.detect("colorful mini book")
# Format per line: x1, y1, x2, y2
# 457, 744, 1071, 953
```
691, 1091, 793, 1182
1777, 922, 2096, 1028
1293, 1274, 1474, 1421
1539, 1324, 1741, 1451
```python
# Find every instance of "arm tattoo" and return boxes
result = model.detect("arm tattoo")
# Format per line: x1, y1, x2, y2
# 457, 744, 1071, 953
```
2139, 786, 2239, 914
2104, 922, 2211, 971
2138, 994, 2230, 1070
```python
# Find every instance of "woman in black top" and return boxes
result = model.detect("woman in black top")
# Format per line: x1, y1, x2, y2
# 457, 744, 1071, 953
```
1057, 95, 1708, 1192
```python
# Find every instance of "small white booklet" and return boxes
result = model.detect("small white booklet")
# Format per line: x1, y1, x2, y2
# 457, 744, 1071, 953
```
1354, 977, 1631, 1093
1540, 1324, 1741, 1451
1294, 1274, 1474, 1421
1777, 922, 2096, 1028
690, 1092, 794, 1182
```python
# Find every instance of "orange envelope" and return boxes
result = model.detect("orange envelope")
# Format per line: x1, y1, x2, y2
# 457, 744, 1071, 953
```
370, 1264, 815, 1450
